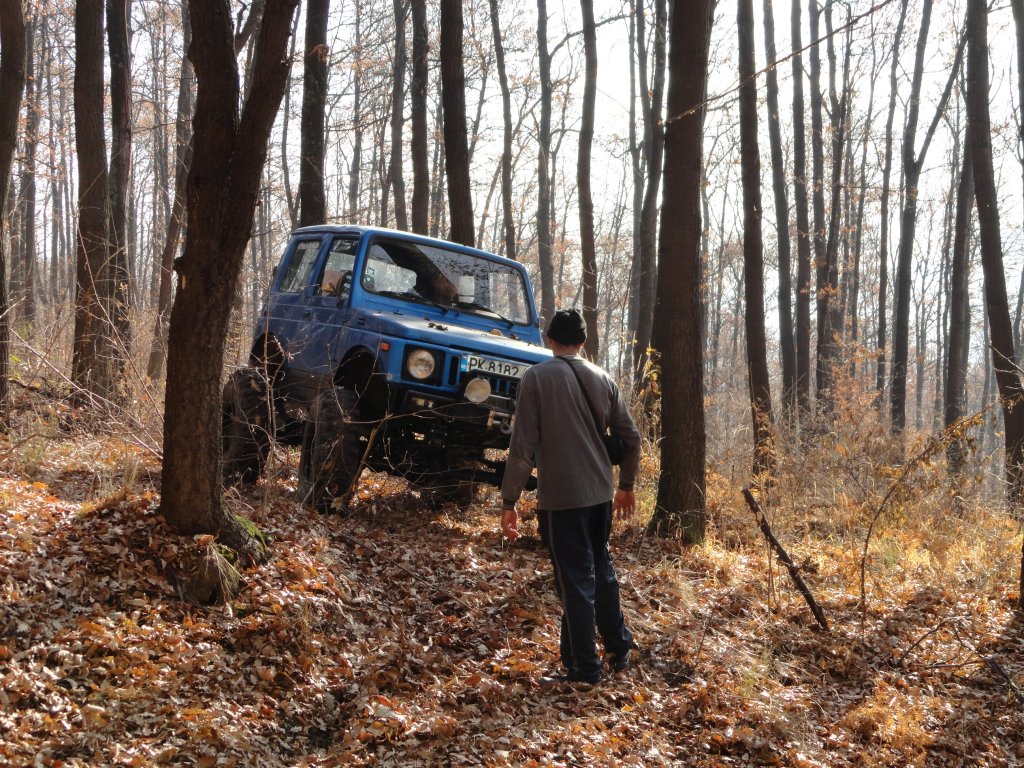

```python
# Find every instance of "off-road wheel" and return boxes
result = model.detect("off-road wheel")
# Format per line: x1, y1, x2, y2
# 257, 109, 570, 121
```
297, 387, 368, 514
222, 368, 273, 485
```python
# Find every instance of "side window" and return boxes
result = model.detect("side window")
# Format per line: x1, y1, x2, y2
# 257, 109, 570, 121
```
363, 243, 416, 294
317, 237, 359, 298
278, 239, 322, 293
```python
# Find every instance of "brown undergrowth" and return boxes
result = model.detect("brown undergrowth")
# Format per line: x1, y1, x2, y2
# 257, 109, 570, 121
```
0, 384, 1022, 767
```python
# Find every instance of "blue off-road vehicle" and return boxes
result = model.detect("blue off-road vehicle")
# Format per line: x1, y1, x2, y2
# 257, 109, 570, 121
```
222, 226, 549, 511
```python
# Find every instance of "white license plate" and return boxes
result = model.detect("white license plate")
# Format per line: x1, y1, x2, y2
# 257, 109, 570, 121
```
462, 355, 527, 379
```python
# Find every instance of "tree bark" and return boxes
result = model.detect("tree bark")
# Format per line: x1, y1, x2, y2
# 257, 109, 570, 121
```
763, 0, 794, 422
647, 0, 712, 542
808, 0, 826, 412
439, 0, 474, 246
891, 4, 965, 432
347, 2, 363, 221
409, 0, 429, 234
298, 0, 328, 226
791, 0, 812, 423
816, 3, 850, 415
72, 0, 119, 405
578, 0, 599, 359
106, 0, 132, 371
0, 0, 26, 426
18, 14, 36, 330
966, 0, 1024, 510
536, 0, 555, 324
632, 0, 667, 381
159, 0, 298, 549
489, 0, 516, 260
738, 0, 774, 474
387, 0, 408, 231
876, 0, 909, 403
146, 0, 192, 382
1009, 0, 1024, 349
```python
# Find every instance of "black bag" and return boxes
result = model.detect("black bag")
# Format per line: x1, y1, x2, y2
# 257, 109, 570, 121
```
558, 357, 625, 466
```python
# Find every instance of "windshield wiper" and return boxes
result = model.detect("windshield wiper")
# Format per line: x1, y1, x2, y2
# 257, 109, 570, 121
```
455, 300, 515, 327
375, 289, 450, 313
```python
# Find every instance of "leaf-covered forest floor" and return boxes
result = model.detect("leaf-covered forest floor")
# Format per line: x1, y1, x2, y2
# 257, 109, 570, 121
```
1, 399, 1023, 767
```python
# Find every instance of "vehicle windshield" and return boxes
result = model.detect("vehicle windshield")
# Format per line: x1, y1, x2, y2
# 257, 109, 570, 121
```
361, 238, 532, 325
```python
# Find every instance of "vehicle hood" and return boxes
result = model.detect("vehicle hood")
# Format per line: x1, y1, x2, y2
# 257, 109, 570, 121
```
361, 310, 551, 364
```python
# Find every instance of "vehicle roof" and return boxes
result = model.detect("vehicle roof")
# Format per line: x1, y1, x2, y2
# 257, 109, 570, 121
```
290, 225, 523, 269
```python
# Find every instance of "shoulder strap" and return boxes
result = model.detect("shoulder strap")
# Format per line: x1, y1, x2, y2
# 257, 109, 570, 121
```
557, 356, 604, 434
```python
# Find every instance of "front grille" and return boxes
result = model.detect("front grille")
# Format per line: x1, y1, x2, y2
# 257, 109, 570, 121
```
458, 371, 519, 399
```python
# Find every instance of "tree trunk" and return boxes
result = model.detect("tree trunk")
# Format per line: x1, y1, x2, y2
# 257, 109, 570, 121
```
298, 0, 328, 226
632, 0, 667, 381
647, 0, 713, 542
1009, 0, 1024, 349
876, 0, 909, 403
0, 0, 26, 426
891, 0, 933, 433
159, 0, 298, 551
409, 0, 428, 234
489, 0, 516, 260
347, 2, 363, 221
439, 0, 474, 246
578, 0, 599, 359
72, 0, 119, 405
891, 5, 965, 432
966, 0, 1024, 511
18, 14, 36, 330
791, 0, 812, 423
106, 0, 132, 373
388, 0, 408, 231
146, 0, 192, 382
808, 0, 826, 411
738, 0, 774, 474
816, 4, 851, 415
763, 0, 794, 421
536, 0, 555, 323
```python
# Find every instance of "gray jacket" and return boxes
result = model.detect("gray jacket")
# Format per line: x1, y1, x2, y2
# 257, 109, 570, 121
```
501, 353, 642, 511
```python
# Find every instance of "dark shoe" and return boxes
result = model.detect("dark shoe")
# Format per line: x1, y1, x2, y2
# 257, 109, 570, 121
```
539, 672, 602, 686
607, 648, 631, 672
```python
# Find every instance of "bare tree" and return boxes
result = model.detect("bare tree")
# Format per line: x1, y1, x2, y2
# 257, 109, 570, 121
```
72, 0, 121, 405
632, 0, 667, 380
440, 0, 474, 246
942, 119, 966, 475
891, 1, 965, 432
536, 0, 555, 322
489, 0, 516, 260
738, 0, 774, 473
876, 0, 909, 403
763, 0, 794, 420
966, 0, 1024, 509
159, 0, 298, 553
146, 0, 193, 381
578, 0, 599, 358
0, 0, 26, 425
648, 0, 713, 543
298, 0, 329, 226
791, 0, 812, 421
106, 0, 132, 360
409, 0, 429, 234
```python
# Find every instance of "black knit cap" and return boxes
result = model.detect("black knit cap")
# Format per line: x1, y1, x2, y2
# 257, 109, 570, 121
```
546, 308, 587, 345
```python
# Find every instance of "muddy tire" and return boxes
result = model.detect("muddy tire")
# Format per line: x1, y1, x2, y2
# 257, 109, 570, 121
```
298, 387, 367, 514
221, 368, 273, 485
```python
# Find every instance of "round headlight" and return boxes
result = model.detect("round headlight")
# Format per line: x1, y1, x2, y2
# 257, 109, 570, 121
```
464, 376, 492, 404
406, 349, 436, 380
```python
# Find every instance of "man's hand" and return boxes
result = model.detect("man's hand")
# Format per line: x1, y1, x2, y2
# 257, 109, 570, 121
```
613, 489, 636, 521
501, 505, 520, 540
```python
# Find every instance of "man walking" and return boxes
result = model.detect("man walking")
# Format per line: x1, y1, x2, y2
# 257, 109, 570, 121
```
500, 308, 642, 684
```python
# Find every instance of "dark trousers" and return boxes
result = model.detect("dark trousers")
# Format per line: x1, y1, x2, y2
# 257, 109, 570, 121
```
538, 502, 634, 681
